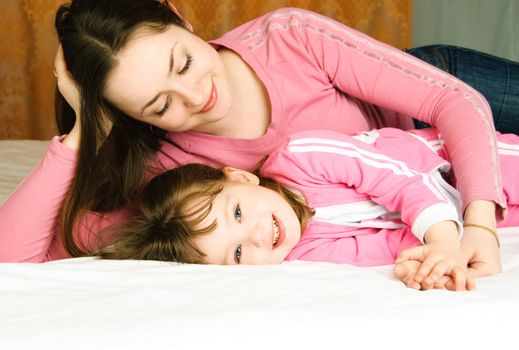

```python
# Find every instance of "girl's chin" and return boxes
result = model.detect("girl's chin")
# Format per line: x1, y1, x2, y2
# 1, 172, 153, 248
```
272, 257, 286, 265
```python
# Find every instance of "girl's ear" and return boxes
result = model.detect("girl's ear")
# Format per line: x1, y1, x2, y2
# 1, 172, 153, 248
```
222, 167, 260, 185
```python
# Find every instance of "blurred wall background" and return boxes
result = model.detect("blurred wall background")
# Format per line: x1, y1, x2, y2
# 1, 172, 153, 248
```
413, 0, 519, 61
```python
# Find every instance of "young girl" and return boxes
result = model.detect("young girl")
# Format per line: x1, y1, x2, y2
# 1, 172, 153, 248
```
2, 1, 519, 279
97, 127, 519, 291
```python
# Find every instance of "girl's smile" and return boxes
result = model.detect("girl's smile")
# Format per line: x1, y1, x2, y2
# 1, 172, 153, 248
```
272, 214, 285, 249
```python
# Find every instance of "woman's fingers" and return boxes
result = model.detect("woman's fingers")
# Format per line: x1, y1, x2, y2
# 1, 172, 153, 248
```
54, 44, 81, 115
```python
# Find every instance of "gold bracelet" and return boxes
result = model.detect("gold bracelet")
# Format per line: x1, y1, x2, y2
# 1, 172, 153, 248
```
463, 223, 500, 248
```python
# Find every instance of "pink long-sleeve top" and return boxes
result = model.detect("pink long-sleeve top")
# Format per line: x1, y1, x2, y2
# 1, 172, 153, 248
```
0, 8, 504, 262
262, 128, 461, 266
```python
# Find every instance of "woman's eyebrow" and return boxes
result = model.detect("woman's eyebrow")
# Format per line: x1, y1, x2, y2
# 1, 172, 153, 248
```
140, 42, 178, 116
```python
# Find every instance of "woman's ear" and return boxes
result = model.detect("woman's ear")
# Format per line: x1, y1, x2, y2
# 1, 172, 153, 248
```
222, 167, 260, 185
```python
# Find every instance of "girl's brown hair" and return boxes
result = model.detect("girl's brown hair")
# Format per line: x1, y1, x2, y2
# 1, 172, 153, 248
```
54, 0, 187, 256
97, 164, 314, 263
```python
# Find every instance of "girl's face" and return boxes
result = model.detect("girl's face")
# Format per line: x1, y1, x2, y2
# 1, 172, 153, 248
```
192, 168, 302, 265
103, 25, 233, 133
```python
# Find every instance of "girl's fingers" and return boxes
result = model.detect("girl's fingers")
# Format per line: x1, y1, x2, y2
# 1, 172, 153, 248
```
395, 246, 425, 264
395, 261, 419, 283
421, 260, 449, 288
414, 257, 440, 283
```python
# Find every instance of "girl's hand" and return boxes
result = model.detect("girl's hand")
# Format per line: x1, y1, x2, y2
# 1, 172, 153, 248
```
394, 259, 461, 291
395, 221, 474, 291
396, 244, 474, 291
394, 260, 422, 289
461, 226, 502, 277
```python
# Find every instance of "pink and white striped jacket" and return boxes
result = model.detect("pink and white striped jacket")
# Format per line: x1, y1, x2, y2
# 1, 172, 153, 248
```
261, 128, 519, 266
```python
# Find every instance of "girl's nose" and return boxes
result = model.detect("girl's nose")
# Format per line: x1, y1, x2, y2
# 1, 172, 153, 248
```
248, 223, 266, 248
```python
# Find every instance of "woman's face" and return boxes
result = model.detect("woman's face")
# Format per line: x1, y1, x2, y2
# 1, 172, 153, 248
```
103, 25, 233, 133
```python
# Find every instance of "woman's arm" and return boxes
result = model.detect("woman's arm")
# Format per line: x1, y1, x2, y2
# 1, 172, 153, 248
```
275, 9, 504, 215
0, 137, 77, 262
289, 9, 504, 275
0, 46, 95, 262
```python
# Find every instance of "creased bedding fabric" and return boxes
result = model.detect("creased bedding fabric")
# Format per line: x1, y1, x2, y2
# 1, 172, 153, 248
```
0, 228, 517, 349
0, 140, 518, 349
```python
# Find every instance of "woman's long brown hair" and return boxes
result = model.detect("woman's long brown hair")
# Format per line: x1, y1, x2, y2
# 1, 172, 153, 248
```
54, 0, 186, 256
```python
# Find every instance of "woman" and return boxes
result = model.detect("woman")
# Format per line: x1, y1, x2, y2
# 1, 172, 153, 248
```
1, 0, 518, 280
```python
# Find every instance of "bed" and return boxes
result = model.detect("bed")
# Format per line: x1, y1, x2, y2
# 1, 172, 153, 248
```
1, 139, 518, 349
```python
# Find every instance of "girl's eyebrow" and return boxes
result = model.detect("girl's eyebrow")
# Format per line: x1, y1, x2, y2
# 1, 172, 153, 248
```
223, 191, 231, 226
140, 42, 178, 116
222, 192, 236, 265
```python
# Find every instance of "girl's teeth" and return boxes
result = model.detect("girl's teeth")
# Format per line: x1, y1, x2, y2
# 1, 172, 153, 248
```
273, 218, 280, 245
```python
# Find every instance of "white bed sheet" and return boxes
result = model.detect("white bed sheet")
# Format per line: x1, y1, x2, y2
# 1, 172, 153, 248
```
0, 139, 48, 204
1, 140, 519, 349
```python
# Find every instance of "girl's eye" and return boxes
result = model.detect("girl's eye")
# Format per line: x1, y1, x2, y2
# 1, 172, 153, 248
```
234, 244, 242, 264
157, 95, 171, 117
178, 53, 193, 75
234, 204, 242, 223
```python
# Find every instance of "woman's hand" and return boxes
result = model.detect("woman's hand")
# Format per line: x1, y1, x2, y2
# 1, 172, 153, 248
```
461, 200, 502, 278
54, 44, 81, 150
461, 226, 502, 277
55, 44, 80, 116
54, 44, 113, 151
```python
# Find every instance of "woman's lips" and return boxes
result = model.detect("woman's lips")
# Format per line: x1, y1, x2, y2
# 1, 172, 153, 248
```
200, 81, 217, 113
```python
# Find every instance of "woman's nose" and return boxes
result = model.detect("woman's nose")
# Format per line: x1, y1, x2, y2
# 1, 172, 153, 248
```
171, 81, 205, 108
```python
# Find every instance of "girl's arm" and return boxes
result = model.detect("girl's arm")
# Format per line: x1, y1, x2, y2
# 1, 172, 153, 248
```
272, 130, 463, 242
264, 129, 470, 289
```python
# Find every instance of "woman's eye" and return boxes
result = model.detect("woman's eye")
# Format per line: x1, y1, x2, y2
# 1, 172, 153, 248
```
234, 244, 242, 264
157, 96, 171, 117
178, 53, 193, 75
234, 204, 242, 223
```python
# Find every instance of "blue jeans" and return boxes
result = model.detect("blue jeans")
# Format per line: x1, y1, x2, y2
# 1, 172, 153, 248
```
407, 45, 519, 134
